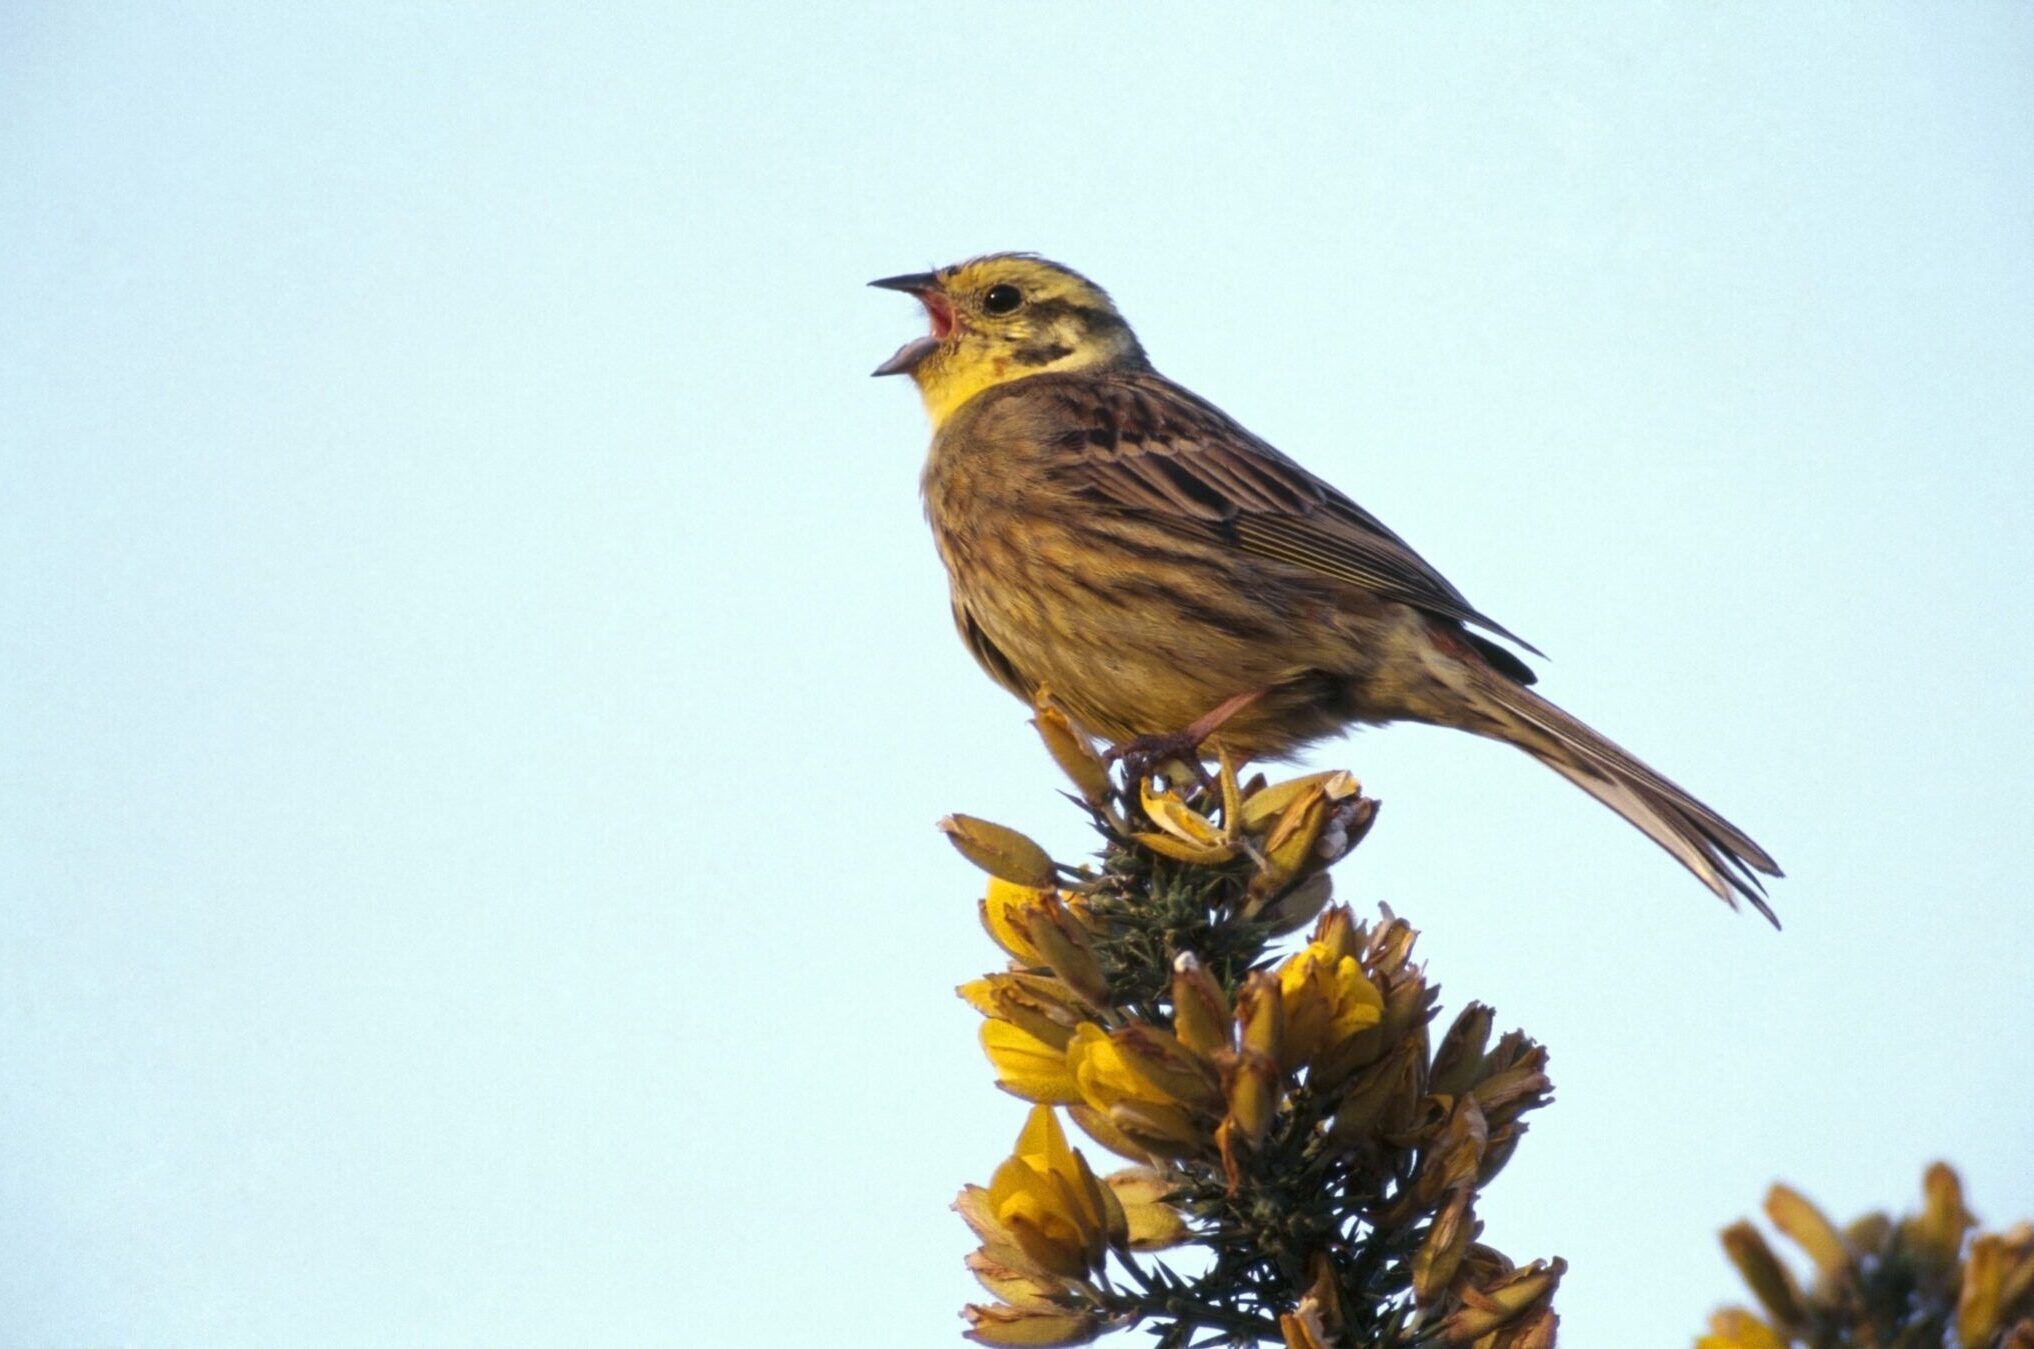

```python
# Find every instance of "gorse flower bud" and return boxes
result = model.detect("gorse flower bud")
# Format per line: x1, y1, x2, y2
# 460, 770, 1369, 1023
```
1219, 971, 1285, 1170
1031, 695, 1115, 811
943, 814, 1059, 889
1722, 1222, 1807, 1329
1169, 954, 1231, 1059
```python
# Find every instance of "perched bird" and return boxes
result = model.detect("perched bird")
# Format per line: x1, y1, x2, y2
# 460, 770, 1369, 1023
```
873, 253, 1781, 922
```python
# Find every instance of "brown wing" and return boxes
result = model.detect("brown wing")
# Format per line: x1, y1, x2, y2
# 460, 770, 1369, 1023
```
1034, 370, 1543, 660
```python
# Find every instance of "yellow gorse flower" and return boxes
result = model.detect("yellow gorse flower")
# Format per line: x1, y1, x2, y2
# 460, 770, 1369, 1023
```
974, 879, 1110, 1004
959, 1105, 1123, 1283
1274, 939, 1384, 1083
1065, 1023, 1215, 1157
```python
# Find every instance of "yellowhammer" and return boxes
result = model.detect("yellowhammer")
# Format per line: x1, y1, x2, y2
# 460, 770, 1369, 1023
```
873, 253, 1781, 922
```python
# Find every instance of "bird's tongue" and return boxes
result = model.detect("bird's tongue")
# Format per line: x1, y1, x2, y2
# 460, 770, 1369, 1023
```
872, 291, 955, 376
873, 333, 940, 377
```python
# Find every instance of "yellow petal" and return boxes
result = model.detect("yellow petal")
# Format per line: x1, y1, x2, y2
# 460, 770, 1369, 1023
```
1276, 945, 1330, 1070
1066, 1105, 1150, 1164
1013, 1104, 1074, 1173
960, 973, 1089, 1051
966, 1251, 1076, 1314
1064, 1024, 1162, 1109
962, 1303, 1105, 1347
1320, 961, 1383, 1045
1014, 1107, 1116, 1258
1102, 1099, 1209, 1155
981, 879, 1050, 963
1240, 771, 1350, 831
1140, 781, 1225, 845
1110, 1024, 1222, 1111
1130, 831, 1241, 865
983, 1020, 1083, 1103
1064, 1030, 1207, 1153
954, 1184, 1031, 1273
1215, 745, 1244, 831
1103, 1167, 1190, 1250
1699, 1308, 1788, 1349
990, 1157, 1091, 1280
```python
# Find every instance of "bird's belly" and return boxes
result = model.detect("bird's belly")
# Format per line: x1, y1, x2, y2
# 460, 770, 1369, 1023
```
948, 520, 1380, 758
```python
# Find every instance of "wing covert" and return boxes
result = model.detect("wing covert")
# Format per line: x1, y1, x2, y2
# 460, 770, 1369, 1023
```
1036, 372, 1542, 658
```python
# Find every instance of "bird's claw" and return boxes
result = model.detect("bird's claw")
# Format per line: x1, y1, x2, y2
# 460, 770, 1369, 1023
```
1105, 731, 1216, 791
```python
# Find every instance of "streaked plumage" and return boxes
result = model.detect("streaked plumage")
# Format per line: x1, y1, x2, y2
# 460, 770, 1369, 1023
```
874, 254, 1781, 922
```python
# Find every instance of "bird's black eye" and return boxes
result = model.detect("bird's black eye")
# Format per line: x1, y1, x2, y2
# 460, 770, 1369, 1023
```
982, 283, 1023, 316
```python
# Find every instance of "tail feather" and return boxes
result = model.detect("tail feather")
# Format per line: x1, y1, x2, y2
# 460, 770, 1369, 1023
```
1465, 670, 1783, 926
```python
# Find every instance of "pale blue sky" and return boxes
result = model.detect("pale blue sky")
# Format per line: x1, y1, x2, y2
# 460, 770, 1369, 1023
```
4, 5, 2031, 1346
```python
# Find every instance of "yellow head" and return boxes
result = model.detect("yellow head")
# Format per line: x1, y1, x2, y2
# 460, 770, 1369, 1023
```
870, 254, 1148, 425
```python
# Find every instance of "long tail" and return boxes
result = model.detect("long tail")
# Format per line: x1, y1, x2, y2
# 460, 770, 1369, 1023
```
1459, 665, 1783, 925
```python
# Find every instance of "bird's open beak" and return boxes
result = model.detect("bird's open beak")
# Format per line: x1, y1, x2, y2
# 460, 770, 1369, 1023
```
870, 272, 950, 377
869, 271, 940, 295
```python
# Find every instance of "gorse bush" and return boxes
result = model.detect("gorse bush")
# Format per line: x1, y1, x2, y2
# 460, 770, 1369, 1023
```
941, 704, 1561, 1348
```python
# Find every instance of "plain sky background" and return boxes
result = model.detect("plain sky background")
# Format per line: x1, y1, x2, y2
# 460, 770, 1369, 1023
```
4, 5, 2031, 1346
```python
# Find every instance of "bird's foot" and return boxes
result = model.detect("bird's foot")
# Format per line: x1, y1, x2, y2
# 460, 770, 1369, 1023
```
1104, 689, 1271, 792
1104, 731, 1215, 792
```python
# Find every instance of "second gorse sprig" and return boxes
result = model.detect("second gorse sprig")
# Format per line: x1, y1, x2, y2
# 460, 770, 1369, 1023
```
940, 703, 1562, 1348
1703, 1163, 2034, 1349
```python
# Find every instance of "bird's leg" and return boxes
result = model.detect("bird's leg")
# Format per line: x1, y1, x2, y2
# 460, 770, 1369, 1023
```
1105, 687, 1268, 790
